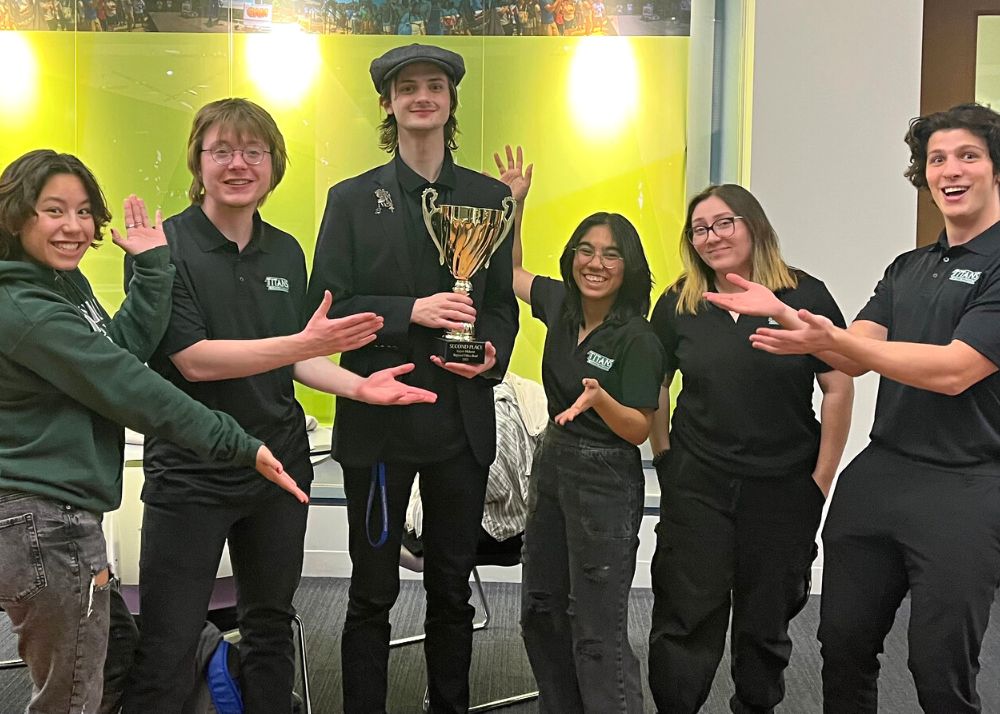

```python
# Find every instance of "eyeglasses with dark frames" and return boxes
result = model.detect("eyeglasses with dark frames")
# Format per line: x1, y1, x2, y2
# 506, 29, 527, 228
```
201, 144, 271, 166
688, 215, 744, 242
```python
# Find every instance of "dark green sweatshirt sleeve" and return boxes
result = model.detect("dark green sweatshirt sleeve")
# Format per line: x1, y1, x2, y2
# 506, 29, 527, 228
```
108, 245, 175, 363
9, 300, 261, 468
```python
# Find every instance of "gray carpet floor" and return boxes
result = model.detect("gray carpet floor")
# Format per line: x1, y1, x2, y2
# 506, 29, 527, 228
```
2, 578, 999, 713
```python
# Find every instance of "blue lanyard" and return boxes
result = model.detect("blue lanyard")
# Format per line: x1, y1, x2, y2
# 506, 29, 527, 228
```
366, 461, 389, 548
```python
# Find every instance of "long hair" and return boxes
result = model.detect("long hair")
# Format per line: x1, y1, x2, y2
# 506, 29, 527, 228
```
672, 184, 797, 315
0, 149, 111, 261
186, 98, 288, 205
557, 212, 653, 327
904, 102, 1000, 189
378, 77, 459, 153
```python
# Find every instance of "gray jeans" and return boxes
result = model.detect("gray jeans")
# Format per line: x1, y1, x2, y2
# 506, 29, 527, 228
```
521, 425, 645, 714
0, 490, 112, 713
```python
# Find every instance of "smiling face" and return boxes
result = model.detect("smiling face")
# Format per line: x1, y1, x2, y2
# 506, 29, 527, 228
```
383, 62, 452, 138
19, 173, 96, 271
571, 224, 624, 304
689, 194, 753, 281
198, 122, 273, 215
926, 128, 1000, 236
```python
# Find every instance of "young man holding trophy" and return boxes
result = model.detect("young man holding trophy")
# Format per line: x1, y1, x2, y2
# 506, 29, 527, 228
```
307, 44, 519, 713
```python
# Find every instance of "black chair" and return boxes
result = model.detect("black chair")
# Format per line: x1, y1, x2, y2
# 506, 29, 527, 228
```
120, 576, 313, 714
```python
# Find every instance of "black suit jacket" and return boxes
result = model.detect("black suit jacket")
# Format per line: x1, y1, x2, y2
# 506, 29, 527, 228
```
307, 157, 519, 469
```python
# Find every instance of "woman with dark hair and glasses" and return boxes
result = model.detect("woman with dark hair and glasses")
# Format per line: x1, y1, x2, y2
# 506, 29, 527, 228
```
646, 183, 854, 713
496, 145, 663, 713
0, 149, 307, 713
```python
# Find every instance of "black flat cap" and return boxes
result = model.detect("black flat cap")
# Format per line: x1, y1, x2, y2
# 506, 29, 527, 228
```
370, 44, 466, 93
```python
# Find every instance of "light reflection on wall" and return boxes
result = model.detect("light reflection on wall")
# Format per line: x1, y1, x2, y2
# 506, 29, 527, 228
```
568, 37, 638, 137
0, 33, 37, 120
244, 27, 320, 106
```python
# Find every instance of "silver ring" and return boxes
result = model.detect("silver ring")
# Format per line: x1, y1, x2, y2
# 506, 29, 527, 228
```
125, 223, 135, 229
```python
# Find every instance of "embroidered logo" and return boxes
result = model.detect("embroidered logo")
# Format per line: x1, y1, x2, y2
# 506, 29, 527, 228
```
586, 350, 615, 372
374, 188, 394, 214
77, 299, 110, 340
949, 269, 982, 285
265, 276, 290, 293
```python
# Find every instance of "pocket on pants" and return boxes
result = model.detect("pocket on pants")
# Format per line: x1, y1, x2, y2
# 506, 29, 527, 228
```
578, 451, 642, 539
0, 512, 47, 602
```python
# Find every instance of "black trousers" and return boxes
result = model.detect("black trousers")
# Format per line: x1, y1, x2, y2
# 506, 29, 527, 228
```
341, 447, 488, 714
819, 445, 1000, 714
122, 492, 308, 714
648, 441, 823, 714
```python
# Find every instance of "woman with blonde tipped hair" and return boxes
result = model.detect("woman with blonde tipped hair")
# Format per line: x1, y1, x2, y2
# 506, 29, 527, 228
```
646, 183, 854, 713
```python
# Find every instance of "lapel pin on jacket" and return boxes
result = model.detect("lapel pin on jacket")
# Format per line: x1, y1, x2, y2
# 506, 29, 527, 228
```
374, 187, 394, 214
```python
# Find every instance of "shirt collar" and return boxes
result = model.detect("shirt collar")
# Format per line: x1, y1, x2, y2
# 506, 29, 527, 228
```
933, 219, 1000, 257
394, 150, 457, 195
189, 205, 270, 253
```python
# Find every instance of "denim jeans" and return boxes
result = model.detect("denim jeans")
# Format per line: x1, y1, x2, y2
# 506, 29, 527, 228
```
521, 425, 645, 714
0, 490, 112, 713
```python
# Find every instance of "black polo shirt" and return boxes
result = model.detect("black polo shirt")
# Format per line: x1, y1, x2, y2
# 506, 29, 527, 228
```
385, 151, 467, 462
857, 222, 1000, 474
531, 276, 664, 446
142, 205, 312, 505
651, 270, 845, 478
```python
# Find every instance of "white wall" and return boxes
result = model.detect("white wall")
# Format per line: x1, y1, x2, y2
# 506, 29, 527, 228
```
749, 0, 924, 587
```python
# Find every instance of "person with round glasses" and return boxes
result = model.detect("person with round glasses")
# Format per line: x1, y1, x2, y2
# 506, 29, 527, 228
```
646, 183, 854, 713
496, 145, 664, 713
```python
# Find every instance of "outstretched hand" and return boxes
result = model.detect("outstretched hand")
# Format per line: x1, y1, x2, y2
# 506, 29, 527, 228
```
493, 144, 533, 204
110, 195, 167, 256
356, 363, 438, 404
554, 377, 604, 425
303, 290, 383, 356
750, 309, 837, 355
255, 445, 309, 503
430, 341, 497, 379
702, 274, 785, 317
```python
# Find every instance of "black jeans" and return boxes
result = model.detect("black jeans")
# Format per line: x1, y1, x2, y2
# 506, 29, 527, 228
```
648, 441, 823, 714
819, 445, 1000, 714
520, 425, 645, 714
341, 447, 488, 714
122, 492, 308, 714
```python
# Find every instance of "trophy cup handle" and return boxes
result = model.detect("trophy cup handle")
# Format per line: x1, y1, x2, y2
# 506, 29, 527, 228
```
421, 187, 447, 266
482, 195, 517, 270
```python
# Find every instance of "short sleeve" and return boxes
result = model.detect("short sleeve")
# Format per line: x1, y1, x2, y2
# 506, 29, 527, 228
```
649, 289, 680, 374
792, 274, 847, 374
616, 326, 666, 410
855, 262, 896, 328
156, 267, 208, 357
529, 276, 566, 327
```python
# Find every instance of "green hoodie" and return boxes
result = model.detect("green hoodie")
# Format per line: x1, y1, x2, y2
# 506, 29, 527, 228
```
0, 253, 262, 513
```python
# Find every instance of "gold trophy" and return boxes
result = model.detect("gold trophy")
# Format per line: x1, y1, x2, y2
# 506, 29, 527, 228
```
422, 187, 516, 364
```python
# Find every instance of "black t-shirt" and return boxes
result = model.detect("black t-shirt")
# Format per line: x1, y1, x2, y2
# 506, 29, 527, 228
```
142, 205, 312, 505
857, 223, 1000, 474
531, 276, 664, 446
650, 270, 845, 478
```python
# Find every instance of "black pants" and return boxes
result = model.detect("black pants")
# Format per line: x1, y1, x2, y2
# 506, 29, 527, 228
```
819, 445, 1000, 714
341, 447, 488, 714
122, 492, 308, 714
648, 442, 823, 714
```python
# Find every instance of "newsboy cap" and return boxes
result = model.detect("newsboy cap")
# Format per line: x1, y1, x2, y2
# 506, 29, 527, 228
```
369, 44, 466, 93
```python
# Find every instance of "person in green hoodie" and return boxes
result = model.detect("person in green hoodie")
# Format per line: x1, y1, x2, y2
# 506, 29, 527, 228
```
0, 148, 309, 714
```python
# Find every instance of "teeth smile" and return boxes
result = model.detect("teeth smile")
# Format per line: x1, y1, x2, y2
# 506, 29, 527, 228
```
943, 187, 968, 196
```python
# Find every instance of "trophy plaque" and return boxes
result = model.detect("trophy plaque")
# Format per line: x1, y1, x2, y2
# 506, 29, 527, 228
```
422, 187, 516, 364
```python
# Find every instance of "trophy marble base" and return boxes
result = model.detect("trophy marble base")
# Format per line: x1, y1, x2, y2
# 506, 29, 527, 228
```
435, 337, 486, 364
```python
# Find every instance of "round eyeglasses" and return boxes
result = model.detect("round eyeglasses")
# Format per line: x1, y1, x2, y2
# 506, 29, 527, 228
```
201, 145, 271, 166
688, 215, 744, 243
572, 244, 624, 269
